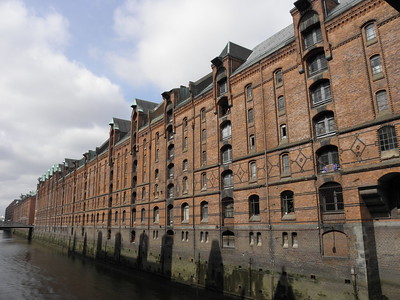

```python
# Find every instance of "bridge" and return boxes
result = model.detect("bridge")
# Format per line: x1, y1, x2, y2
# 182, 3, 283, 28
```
0, 221, 34, 240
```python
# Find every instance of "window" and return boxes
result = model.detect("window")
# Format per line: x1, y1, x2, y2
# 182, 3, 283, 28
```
319, 182, 344, 212
223, 198, 234, 218
246, 85, 253, 100
314, 112, 336, 137
155, 169, 159, 179
201, 173, 207, 190
153, 206, 159, 223
376, 90, 389, 112
370, 55, 382, 75
278, 96, 285, 112
307, 53, 327, 76
275, 69, 283, 86
155, 149, 159, 161
182, 159, 188, 171
130, 230, 136, 243
218, 79, 227, 96
202, 129, 207, 143
249, 135, 256, 150
248, 109, 254, 124
281, 153, 290, 174
155, 132, 160, 144
141, 187, 146, 201
317, 146, 340, 173
221, 121, 231, 140
115, 211, 118, 223
131, 208, 136, 224
182, 177, 188, 193
303, 27, 322, 49
280, 124, 287, 140
311, 81, 332, 106
201, 201, 208, 221
168, 145, 174, 159
201, 108, 206, 122
141, 208, 146, 223
155, 184, 159, 198
167, 127, 174, 140
281, 190, 295, 215
219, 98, 230, 118
167, 184, 174, 198
202, 151, 207, 166
181, 203, 189, 222
365, 23, 376, 41
183, 117, 188, 130
168, 164, 174, 179
221, 145, 232, 164
222, 171, 233, 189
249, 232, 255, 246
122, 210, 126, 223
183, 137, 188, 151
132, 191, 137, 203
378, 126, 398, 152
282, 232, 289, 248
222, 231, 235, 248
250, 161, 257, 180
167, 204, 173, 226
249, 195, 260, 218
292, 232, 298, 248
257, 232, 262, 246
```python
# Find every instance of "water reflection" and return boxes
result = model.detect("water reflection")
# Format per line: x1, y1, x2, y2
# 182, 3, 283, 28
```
0, 231, 236, 300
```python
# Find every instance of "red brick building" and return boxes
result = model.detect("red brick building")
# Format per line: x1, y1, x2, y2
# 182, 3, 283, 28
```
32, 0, 399, 299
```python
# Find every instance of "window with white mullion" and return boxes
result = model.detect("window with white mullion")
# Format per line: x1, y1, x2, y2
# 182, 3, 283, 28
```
311, 81, 332, 106
308, 53, 328, 76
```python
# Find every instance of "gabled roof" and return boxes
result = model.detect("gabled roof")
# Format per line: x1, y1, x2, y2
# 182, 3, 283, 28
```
109, 117, 131, 133
131, 98, 159, 114
219, 41, 252, 61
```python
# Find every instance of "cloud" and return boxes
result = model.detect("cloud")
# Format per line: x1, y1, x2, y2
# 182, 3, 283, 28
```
108, 0, 294, 90
0, 0, 129, 213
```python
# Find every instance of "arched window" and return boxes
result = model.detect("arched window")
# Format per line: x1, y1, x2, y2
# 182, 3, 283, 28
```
281, 190, 295, 216
307, 52, 327, 76
167, 126, 174, 140
216, 68, 227, 96
182, 176, 188, 193
222, 230, 235, 248
219, 97, 230, 117
280, 124, 287, 140
183, 117, 188, 130
168, 144, 174, 160
155, 184, 159, 198
183, 136, 188, 150
131, 191, 136, 204
221, 121, 232, 140
310, 80, 332, 106
202, 129, 207, 143
319, 182, 344, 212
130, 230, 136, 243
222, 170, 233, 189
200, 108, 206, 122
370, 55, 383, 75
167, 204, 174, 226
168, 164, 174, 179
181, 203, 189, 222
245, 84, 253, 100
131, 208, 136, 224
314, 111, 336, 137
249, 195, 260, 218
141, 187, 146, 201
300, 11, 322, 49
122, 210, 126, 223
153, 206, 159, 223
221, 145, 232, 164
317, 145, 340, 173
278, 95, 285, 112
115, 211, 118, 223
222, 198, 234, 218
365, 23, 377, 41
141, 208, 146, 223
167, 184, 174, 198
281, 153, 290, 174
201, 173, 207, 190
202, 150, 207, 166
200, 201, 208, 221
378, 126, 398, 152
249, 161, 257, 180
275, 69, 283, 86
182, 159, 188, 171
248, 108, 254, 124
376, 90, 389, 112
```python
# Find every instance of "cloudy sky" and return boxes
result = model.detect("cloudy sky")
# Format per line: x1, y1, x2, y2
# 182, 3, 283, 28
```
0, 0, 294, 216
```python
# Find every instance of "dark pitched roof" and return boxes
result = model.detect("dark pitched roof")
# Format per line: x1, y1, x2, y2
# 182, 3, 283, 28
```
131, 98, 159, 114
326, 0, 364, 20
233, 24, 295, 75
219, 41, 252, 61
109, 117, 131, 133
190, 73, 213, 98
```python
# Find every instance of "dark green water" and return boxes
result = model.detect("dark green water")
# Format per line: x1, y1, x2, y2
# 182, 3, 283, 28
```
0, 230, 236, 300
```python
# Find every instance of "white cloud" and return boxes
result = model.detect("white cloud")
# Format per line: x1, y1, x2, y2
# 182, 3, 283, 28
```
108, 0, 294, 90
0, 0, 129, 213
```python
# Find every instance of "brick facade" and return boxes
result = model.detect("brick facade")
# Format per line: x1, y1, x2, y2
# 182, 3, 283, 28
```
11, 0, 400, 299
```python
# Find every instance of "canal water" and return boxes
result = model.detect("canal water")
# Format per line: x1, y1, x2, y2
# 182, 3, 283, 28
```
0, 230, 237, 300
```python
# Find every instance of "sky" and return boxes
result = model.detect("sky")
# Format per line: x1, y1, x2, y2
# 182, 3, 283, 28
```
0, 0, 294, 216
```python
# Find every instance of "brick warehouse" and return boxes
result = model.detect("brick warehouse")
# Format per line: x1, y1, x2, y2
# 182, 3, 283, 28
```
27, 0, 400, 299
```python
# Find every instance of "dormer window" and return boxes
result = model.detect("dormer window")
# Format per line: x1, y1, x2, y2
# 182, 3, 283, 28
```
300, 11, 322, 50
218, 79, 227, 96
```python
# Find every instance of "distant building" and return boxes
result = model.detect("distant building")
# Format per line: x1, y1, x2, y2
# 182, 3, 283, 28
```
29, 0, 400, 299
5, 200, 19, 222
